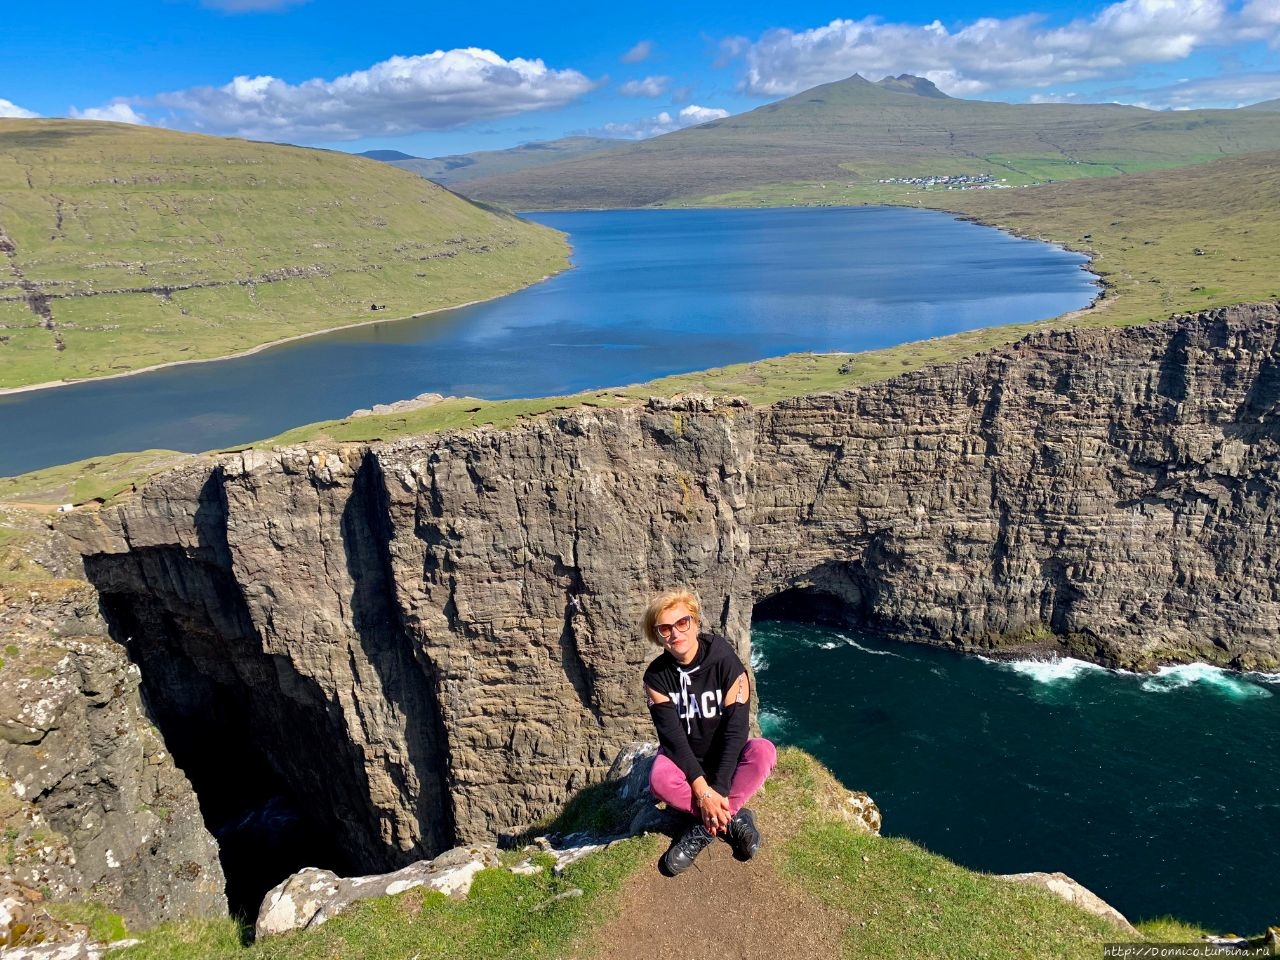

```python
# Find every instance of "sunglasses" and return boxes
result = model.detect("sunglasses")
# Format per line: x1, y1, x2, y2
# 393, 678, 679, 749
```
655, 615, 694, 640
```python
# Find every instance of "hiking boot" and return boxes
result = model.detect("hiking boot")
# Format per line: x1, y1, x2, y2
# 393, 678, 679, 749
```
724, 808, 761, 861
663, 822, 715, 875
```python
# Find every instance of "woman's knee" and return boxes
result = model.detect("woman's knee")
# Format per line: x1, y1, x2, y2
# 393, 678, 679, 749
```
648, 753, 686, 801
745, 737, 777, 769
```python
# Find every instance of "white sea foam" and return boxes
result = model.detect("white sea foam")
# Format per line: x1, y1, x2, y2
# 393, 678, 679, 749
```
834, 633, 908, 658
749, 646, 768, 673
1140, 663, 1273, 699
996, 656, 1274, 697
756, 707, 792, 739
998, 657, 1111, 684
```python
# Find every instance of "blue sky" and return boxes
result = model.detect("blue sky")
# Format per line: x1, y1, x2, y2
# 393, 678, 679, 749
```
3, 0, 1278, 157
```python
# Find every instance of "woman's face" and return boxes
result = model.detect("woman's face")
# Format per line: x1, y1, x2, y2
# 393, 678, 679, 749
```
656, 602, 699, 663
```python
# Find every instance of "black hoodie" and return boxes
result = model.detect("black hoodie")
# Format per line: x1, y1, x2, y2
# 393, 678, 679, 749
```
643, 631, 750, 795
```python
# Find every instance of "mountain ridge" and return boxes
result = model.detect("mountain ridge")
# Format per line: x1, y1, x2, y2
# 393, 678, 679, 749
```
449, 74, 1280, 209
388, 135, 625, 187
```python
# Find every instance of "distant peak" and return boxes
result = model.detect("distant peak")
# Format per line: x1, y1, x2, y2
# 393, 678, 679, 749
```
875, 74, 952, 99
359, 149, 420, 161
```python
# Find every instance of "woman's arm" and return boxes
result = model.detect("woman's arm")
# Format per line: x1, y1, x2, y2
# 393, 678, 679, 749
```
708, 672, 751, 798
645, 685, 706, 784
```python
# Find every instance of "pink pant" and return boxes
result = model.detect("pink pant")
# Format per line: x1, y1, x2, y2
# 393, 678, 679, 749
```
649, 738, 777, 816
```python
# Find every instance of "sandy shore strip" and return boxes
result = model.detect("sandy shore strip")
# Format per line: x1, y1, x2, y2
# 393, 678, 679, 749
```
0, 273, 565, 397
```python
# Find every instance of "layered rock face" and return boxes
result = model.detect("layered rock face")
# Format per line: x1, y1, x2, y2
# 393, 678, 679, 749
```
57, 301, 1280, 911
0, 584, 226, 929
754, 301, 1280, 669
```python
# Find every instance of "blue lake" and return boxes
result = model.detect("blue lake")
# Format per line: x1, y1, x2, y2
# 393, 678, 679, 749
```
1, 206, 1096, 477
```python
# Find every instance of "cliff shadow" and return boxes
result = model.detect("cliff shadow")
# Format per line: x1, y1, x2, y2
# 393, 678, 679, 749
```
340, 453, 457, 857
84, 470, 355, 923
553, 563, 604, 725
752, 559, 875, 629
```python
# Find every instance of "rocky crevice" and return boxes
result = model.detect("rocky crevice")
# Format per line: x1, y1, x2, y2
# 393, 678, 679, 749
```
0, 584, 226, 929
77, 459, 465, 917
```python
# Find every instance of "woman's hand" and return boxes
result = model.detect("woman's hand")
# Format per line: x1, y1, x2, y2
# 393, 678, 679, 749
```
696, 784, 733, 835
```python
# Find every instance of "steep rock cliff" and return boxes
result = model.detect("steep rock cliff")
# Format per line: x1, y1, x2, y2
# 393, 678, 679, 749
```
56, 301, 1280, 911
752, 300, 1280, 670
0, 582, 226, 929
63, 396, 758, 906
754, 301, 1280, 668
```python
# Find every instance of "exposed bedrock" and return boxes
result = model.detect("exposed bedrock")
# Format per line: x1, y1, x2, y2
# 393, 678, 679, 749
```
58, 301, 1280, 908
754, 301, 1280, 669
0, 585, 227, 929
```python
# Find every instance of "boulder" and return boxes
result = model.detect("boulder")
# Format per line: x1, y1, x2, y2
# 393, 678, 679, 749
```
255, 844, 501, 939
998, 871, 1137, 934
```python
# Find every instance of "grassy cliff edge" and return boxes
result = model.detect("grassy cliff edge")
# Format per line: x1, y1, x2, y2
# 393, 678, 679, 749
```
103, 749, 1207, 959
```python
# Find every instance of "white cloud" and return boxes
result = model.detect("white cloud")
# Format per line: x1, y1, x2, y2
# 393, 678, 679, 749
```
619, 76, 670, 97
1121, 70, 1280, 107
1240, 0, 1280, 43
1028, 92, 1089, 103
599, 104, 730, 139
622, 40, 654, 64
715, 36, 750, 68
736, 0, 1278, 100
0, 98, 39, 119
76, 48, 594, 142
70, 102, 150, 124
678, 105, 732, 124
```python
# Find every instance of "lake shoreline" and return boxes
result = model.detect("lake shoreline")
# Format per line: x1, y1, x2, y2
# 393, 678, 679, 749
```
0, 271, 567, 398
1, 207, 1099, 478
0, 205, 1105, 399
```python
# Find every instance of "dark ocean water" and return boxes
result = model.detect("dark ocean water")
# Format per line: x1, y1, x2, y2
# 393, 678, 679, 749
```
752, 620, 1280, 934
1, 206, 1095, 476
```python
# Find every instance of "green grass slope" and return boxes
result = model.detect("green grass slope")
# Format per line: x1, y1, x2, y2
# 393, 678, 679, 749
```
0, 120, 569, 389
458, 74, 1280, 209
940, 149, 1280, 323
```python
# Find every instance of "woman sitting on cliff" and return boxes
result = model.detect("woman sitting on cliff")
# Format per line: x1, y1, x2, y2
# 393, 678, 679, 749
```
642, 588, 777, 874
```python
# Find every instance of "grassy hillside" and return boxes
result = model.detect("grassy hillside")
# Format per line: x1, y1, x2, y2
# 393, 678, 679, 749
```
0, 120, 569, 389
941, 150, 1280, 323
390, 136, 624, 187
457, 74, 1280, 209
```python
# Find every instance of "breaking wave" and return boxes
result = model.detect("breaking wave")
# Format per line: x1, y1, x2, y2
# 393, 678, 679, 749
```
1140, 663, 1273, 699
995, 657, 1112, 684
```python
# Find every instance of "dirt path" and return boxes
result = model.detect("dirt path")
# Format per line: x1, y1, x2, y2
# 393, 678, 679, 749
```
577, 830, 847, 960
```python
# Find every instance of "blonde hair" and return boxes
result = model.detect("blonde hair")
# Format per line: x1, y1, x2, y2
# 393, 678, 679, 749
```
641, 589, 702, 646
